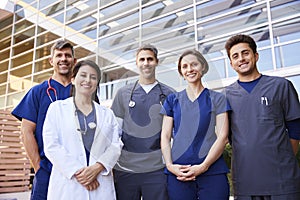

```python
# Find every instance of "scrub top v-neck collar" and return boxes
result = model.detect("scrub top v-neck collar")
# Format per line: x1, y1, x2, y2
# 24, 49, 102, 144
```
237, 75, 263, 96
184, 88, 208, 103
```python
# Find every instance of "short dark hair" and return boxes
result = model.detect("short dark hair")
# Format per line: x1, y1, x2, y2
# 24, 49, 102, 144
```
177, 49, 209, 76
50, 40, 75, 57
225, 34, 257, 58
136, 44, 158, 62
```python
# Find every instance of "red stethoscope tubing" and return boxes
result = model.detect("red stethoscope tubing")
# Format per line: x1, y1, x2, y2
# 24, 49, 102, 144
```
47, 78, 57, 102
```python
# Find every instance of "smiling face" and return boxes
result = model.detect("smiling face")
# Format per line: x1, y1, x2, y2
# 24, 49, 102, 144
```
229, 42, 259, 79
49, 47, 76, 77
136, 50, 158, 83
180, 54, 204, 84
73, 64, 98, 97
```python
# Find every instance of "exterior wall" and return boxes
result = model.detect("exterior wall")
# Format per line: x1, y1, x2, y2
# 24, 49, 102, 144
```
0, 109, 31, 193
0, 0, 300, 109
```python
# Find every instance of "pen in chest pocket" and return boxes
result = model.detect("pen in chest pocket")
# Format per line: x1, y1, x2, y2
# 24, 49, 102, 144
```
261, 97, 268, 105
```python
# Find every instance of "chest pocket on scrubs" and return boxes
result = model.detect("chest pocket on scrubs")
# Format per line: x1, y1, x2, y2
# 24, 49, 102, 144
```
258, 98, 283, 126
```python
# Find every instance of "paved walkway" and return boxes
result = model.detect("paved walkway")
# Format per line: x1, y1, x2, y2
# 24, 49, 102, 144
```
0, 191, 30, 200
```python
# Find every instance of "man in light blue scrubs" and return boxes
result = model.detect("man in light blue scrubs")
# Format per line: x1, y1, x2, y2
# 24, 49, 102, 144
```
111, 44, 174, 200
225, 34, 300, 200
11, 40, 76, 200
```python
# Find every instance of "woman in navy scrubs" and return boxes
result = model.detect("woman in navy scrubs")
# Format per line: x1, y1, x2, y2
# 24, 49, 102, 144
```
161, 49, 230, 200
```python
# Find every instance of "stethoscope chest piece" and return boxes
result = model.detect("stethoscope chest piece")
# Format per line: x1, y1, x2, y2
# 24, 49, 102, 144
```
128, 80, 166, 108
129, 100, 136, 108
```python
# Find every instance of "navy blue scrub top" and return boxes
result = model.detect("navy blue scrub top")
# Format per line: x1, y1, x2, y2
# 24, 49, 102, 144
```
12, 79, 72, 172
161, 88, 230, 176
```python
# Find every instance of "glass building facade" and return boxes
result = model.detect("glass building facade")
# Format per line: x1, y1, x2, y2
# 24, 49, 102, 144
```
0, 0, 300, 109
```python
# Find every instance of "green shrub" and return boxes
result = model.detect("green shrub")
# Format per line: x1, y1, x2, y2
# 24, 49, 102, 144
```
223, 144, 232, 169
297, 144, 300, 166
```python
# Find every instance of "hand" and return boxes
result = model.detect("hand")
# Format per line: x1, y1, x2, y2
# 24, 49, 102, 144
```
177, 163, 209, 182
85, 179, 100, 191
166, 164, 191, 178
75, 163, 104, 186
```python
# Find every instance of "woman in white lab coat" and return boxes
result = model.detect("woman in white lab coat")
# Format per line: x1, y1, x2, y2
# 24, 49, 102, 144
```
43, 60, 123, 200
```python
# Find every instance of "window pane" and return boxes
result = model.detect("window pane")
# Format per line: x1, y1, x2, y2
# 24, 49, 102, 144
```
142, 2, 195, 51
66, 0, 98, 23
14, 20, 34, 34
0, 15, 13, 30
0, 96, 5, 108
0, 27, 13, 43
35, 58, 51, 73
0, 61, 9, 72
142, 1, 192, 22
287, 75, 300, 96
33, 71, 52, 84
36, 33, 60, 51
39, 0, 61, 10
7, 91, 28, 109
0, 73, 8, 84
11, 52, 33, 68
0, 49, 10, 60
0, 84, 6, 96
197, 1, 268, 42
270, 0, 300, 21
277, 42, 300, 68
10, 64, 33, 77
12, 39, 34, 56
35, 43, 52, 59
157, 69, 180, 89
205, 59, 226, 82
257, 48, 273, 72
74, 44, 95, 60
42, 1, 64, 17
9, 74, 32, 93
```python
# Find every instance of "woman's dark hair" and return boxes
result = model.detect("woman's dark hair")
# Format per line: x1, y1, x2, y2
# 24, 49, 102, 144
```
71, 60, 101, 103
177, 49, 209, 76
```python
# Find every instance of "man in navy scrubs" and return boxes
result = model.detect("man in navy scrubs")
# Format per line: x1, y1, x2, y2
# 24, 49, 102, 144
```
12, 40, 76, 200
225, 34, 300, 200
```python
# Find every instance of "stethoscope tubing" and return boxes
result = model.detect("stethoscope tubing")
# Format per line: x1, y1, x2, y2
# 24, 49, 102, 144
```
128, 80, 166, 108
47, 77, 58, 102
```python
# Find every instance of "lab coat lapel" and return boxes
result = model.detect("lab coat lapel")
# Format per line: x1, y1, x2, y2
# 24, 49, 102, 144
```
89, 103, 104, 163
93, 102, 102, 140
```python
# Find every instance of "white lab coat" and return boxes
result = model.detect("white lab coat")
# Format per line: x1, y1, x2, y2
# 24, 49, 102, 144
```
43, 97, 123, 200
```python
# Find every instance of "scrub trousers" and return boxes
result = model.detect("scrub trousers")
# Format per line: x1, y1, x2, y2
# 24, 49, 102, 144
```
167, 173, 229, 200
113, 168, 168, 200
30, 167, 50, 200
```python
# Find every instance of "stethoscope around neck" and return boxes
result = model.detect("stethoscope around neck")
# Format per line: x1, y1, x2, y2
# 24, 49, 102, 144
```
73, 97, 97, 135
128, 80, 166, 108
47, 77, 58, 102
